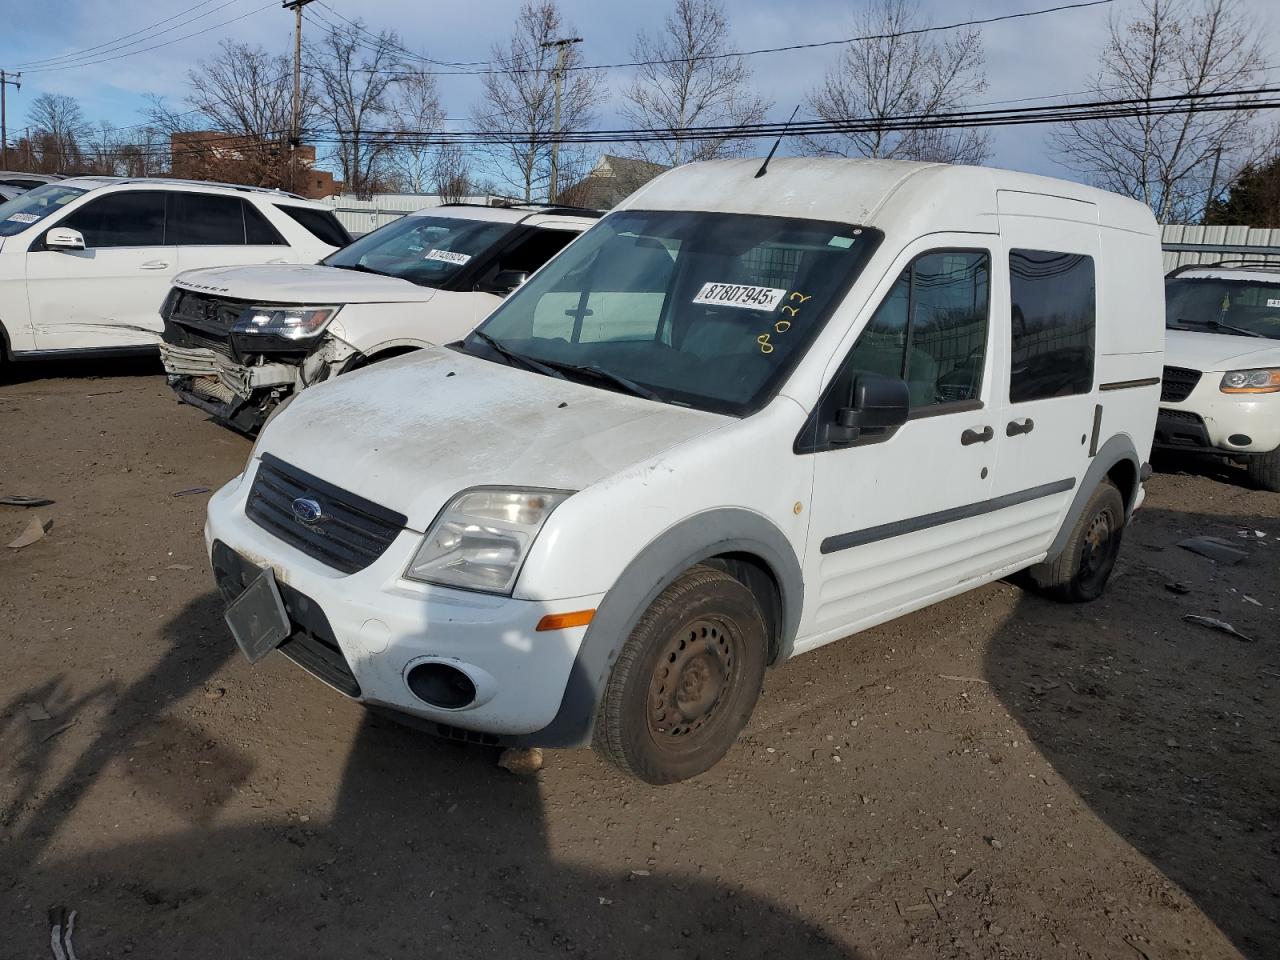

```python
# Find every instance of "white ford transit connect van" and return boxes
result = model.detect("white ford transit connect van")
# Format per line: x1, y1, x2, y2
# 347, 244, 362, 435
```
205, 159, 1163, 784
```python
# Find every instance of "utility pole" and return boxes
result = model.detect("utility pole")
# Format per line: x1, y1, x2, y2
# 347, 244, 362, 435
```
542, 37, 581, 205
1202, 144, 1224, 225
0, 70, 20, 169
282, 0, 315, 191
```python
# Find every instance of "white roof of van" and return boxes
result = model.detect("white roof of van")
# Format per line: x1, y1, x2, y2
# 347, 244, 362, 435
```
618, 158, 1157, 236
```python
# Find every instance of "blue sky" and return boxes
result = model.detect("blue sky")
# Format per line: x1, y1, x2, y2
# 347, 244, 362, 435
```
3, 0, 1278, 182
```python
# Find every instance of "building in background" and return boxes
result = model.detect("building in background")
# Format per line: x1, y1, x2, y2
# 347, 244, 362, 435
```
559, 155, 668, 209
169, 132, 340, 198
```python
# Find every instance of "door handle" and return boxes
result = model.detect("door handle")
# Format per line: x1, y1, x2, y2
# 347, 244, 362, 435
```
960, 425, 994, 445
1006, 418, 1035, 437
140, 260, 170, 270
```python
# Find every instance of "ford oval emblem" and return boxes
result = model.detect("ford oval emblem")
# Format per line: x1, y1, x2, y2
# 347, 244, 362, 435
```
292, 498, 323, 524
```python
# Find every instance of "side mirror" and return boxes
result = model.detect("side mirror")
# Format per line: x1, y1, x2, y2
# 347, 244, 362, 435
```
45, 227, 86, 251
827, 374, 911, 445
479, 269, 528, 296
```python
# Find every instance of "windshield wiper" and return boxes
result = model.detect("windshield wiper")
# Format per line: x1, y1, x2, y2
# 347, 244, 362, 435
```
538, 359, 660, 401
1172, 317, 1265, 338
468, 331, 565, 378
330, 263, 388, 277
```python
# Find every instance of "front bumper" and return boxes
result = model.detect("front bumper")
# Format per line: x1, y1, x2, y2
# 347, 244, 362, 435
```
1155, 376, 1280, 456
160, 341, 299, 434
204, 464, 602, 742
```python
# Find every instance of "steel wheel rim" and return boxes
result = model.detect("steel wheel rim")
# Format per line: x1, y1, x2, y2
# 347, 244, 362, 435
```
647, 616, 738, 743
1081, 508, 1114, 578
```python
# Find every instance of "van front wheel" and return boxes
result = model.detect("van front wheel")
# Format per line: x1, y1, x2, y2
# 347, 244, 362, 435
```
592, 565, 768, 785
1030, 479, 1125, 603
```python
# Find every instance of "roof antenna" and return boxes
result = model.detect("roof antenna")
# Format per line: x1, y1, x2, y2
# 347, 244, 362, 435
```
755, 105, 801, 179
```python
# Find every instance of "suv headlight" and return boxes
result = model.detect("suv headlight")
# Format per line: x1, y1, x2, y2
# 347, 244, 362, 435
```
1220, 368, 1280, 394
235, 304, 340, 340
406, 488, 572, 594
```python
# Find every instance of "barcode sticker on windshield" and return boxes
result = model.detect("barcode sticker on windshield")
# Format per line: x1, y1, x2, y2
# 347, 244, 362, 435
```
6, 213, 38, 224
692, 282, 786, 311
1267, 298, 1280, 308
424, 249, 471, 265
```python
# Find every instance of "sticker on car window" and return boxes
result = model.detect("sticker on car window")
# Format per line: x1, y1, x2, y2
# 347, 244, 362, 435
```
692, 282, 785, 311
424, 249, 471, 265
828, 236, 855, 248
1268, 298, 1280, 308
6, 213, 39, 224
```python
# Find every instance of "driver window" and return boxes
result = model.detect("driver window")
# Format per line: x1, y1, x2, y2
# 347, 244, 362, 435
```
842, 250, 990, 410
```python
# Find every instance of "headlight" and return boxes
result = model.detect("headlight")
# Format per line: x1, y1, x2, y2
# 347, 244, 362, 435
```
235, 304, 339, 340
1220, 368, 1280, 394
405, 488, 572, 594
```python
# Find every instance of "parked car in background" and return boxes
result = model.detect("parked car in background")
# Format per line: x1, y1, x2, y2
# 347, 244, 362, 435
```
0, 178, 350, 366
1158, 261, 1280, 491
205, 158, 1164, 784
0, 171, 63, 194
159, 202, 600, 432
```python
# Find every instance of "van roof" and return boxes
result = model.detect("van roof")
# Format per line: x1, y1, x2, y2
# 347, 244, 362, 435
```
55, 176, 328, 208
617, 157, 1157, 236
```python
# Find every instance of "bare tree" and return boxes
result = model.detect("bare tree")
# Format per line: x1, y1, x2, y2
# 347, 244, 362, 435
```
386, 71, 446, 193
147, 40, 313, 188
800, 0, 989, 164
472, 1, 602, 202
310, 20, 403, 195
620, 0, 770, 166
1051, 0, 1268, 221
432, 144, 478, 202
28, 93, 93, 171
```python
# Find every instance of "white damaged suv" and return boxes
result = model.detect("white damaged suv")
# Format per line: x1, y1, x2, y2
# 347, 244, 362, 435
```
160, 203, 599, 432
1159, 262, 1280, 490
205, 158, 1163, 783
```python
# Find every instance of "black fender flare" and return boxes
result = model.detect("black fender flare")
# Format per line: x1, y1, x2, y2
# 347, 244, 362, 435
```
513, 508, 803, 749
1043, 432, 1142, 563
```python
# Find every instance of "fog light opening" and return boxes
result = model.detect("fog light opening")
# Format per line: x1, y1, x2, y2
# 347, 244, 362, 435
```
1228, 434, 1252, 446
407, 662, 477, 710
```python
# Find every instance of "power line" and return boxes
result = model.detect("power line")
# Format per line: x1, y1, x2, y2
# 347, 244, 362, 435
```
328, 0, 1117, 77
18, 3, 276, 75
6, 0, 243, 71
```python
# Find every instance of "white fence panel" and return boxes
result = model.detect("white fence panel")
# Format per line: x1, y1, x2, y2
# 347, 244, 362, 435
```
317, 194, 499, 236
1160, 224, 1280, 271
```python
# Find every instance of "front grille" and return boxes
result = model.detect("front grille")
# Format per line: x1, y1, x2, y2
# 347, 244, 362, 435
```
168, 289, 250, 336
246, 454, 407, 575
279, 631, 360, 697
1161, 366, 1202, 403
1159, 408, 1204, 424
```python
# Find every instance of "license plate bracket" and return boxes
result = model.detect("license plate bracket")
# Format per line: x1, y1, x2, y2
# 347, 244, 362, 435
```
224, 566, 291, 664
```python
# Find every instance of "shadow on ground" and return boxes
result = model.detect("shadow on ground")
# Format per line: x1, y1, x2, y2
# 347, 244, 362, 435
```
0, 353, 163, 385
1, 593, 863, 959
985, 504, 1280, 959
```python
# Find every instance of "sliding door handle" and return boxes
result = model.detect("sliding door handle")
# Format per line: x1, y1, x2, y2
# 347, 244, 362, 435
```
1006, 418, 1035, 437
960, 425, 994, 445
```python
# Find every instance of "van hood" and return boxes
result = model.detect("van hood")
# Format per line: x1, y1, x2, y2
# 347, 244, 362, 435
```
1165, 328, 1280, 372
255, 347, 731, 530
174, 263, 436, 305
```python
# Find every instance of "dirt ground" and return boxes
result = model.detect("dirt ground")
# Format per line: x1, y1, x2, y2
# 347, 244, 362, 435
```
1, 357, 1277, 960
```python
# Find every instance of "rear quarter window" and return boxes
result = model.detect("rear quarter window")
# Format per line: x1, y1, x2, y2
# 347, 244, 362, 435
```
274, 205, 351, 248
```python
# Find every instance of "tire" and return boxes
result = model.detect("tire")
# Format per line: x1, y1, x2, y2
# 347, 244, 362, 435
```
1029, 479, 1126, 603
1246, 448, 1280, 493
592, 564, 768, 785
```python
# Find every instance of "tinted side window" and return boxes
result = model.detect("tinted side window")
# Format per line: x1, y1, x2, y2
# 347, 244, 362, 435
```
495, 229, 578, 273
1009, 250, 1095, 402
169, 192, 245, 245
275, 205, 351, 247
60, 192, 165, 248
243, 202, 286, 245
842, 250, 990, 408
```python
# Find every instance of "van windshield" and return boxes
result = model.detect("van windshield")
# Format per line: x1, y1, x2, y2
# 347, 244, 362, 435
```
1166, 276, 1280, 340
0, 183, 87, 238
462, 210, 880, 416
324, 214, 510, 286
